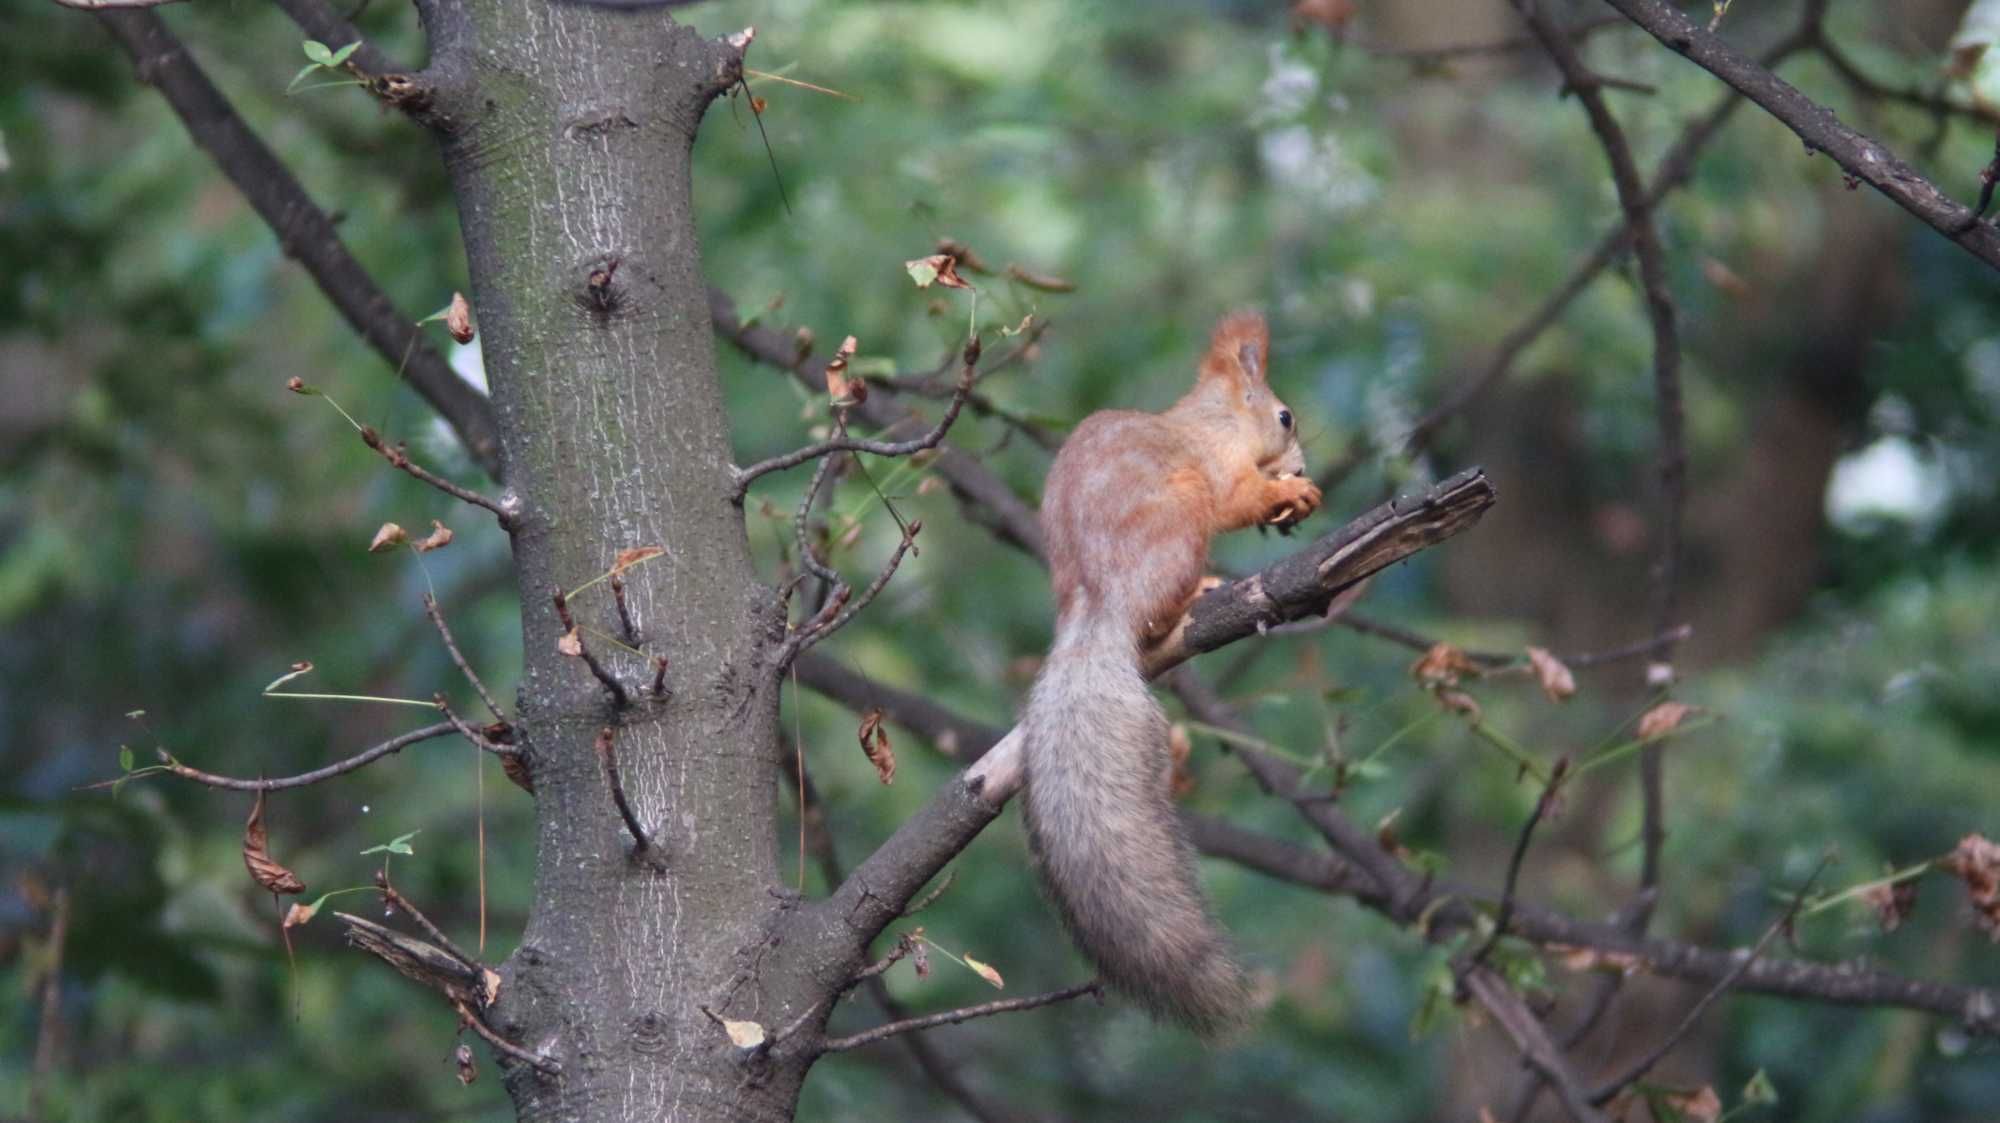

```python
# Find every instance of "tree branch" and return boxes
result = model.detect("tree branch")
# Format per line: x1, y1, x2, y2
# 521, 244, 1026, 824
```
710, 288, 1045, 556
92, 10, 505, 479
806, 469, 1495, 947
1599, 0, 2000, 270
124, 721, 460, 791
818, 982, 1101, 1054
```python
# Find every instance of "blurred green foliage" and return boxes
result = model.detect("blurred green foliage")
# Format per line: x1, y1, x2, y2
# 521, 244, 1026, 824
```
5, 0, 2000, 1120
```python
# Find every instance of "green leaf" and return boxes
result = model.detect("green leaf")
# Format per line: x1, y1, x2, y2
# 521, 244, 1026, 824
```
1742, 1068, 1778, 1105
286, 63, 320, 93
905, 259, 940, 288
360, 829, 420, 857
302, 40, 334, 66
328, 41, 361, 66
118, 745, 134, 772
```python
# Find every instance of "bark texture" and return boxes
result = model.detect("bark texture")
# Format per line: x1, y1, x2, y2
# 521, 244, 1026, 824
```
425, 6, 811, 1118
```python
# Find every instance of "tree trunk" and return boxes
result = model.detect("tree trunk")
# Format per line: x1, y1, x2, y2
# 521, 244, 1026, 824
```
426, 5, 812, 1117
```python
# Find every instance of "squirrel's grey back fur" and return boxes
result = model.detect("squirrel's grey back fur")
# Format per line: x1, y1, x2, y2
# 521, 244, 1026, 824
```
1021, 605, 1251, 1036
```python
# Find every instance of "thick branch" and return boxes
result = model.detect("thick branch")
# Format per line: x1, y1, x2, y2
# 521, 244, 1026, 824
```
1600, 0, 2000, 271
93, 11, 505, 479
808, 469, 1495, 945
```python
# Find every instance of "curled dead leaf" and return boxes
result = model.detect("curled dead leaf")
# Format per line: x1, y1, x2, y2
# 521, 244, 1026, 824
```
445, 291, 475, 344
557, 628, 583, 657
285, 376, 307, 394
1862, 876, 1919, 933
964, 953, 1004, 990
1659, 1086, 1723, 1123
455, 1042, 478, 1085
825, 334, 865, 405
482, 967, 503, 1007
722, 1018, 767, 1049
413, 520, 454, 553
369, 522, 409, 553
912, 935, 931, 980
1525, 646, 1576, 703
749, 94, 767, 115
282, 901, 318, 929
858, 708, 896, 785
1411, 642, 1478, 687
1636, 700, 1698, 740
612, 545, 665, 575
1944, 833, 2000, 940
500, 751, 535, 793
904, 253, 972, 291
935, 238, 991, 273
1435, 688, 1482, 722
243, 790, 306, 896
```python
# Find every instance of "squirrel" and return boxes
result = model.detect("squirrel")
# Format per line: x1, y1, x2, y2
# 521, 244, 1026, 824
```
1022, 310, 1321, 1035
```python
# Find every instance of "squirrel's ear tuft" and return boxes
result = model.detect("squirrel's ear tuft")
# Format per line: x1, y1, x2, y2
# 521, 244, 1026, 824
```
1200, 310, 1269, 386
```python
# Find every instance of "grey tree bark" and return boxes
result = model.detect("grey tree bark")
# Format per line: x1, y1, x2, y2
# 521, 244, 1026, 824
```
423, 5, 815, 1118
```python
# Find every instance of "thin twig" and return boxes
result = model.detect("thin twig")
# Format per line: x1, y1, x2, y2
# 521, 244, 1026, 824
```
595, 726, 662, 866
789, 519, 923, 660
1463, 967, 1609, 1123
733, 339, 980, 500
437, 700, 520, 758
1461, 758, 1571, 980
29, 887, 70, 1116
610, 574, 640, 645
1585, 855, 1832, 1104
1512, 0, 1683, 913
1364, 15, 1626, 65
91, 10, 504, 478
101, 722, 460, 792
424, 593, 506, 723
819, 982, 1101, 1054
452, 998, 560, 1077
361, 427, 512, 525
376, 871, 478, 970
554, 588, 629, 708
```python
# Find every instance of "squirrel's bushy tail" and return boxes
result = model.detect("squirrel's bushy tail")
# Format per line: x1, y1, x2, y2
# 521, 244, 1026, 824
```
1021, 607, 1250, 1037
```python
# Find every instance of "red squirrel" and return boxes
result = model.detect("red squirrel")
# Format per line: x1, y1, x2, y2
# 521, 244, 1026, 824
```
1023, 310, 1321, 1034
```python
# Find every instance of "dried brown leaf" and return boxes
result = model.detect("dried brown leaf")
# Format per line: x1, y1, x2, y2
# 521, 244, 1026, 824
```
500, 752, 535, 793
243, 790, 306, 896
722, 1018, 767, 1049
1944, 833, 2000, 940
1862, 877, 1919, 933
612, 545, 665, 575
369, 522, 409, 553
455, 1042, 478, 1085
557, 628, 583, 657
285, 376, 307, 394
445, 292, 475, 344
964, 953, 1004, 990
482, 967, 503, 1007
904, 253, 972, 291
282, 901, 318, 929
858, 708, 896, 785
1637, 700, 1697, 740
912, 935, 931, 980
1410, 642, 1478, 687
1435, 688, 1482, 722
825, 334, 865, 405
1659, 1085, 1723, 1123
1524, 646, 1576, 703
413, 519, 454, 553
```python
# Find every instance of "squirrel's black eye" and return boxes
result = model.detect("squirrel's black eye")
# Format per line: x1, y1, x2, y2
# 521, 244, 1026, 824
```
1277, 408, 1293, 430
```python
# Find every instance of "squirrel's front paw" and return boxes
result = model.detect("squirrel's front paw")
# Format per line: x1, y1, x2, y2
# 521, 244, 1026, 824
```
1265, 475, 1322, 527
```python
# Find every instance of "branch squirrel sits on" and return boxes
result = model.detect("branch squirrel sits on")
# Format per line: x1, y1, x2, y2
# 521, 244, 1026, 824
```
1024, 310, 1321, 1035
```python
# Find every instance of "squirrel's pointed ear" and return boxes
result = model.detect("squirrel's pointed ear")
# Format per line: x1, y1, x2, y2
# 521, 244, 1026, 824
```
1199, 310, 1269, 387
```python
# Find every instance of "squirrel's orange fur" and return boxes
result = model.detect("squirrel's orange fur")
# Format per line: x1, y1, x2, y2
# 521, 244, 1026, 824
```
1022, 311, 1320, 1035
